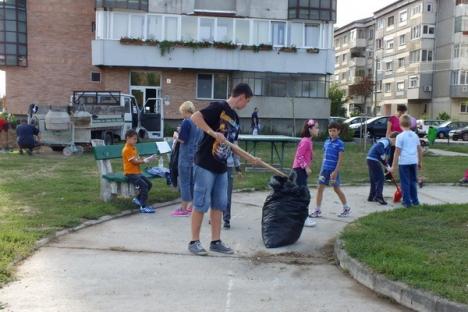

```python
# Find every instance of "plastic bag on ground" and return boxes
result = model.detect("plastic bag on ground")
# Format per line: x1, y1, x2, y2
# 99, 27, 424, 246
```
262, 172, 310, 248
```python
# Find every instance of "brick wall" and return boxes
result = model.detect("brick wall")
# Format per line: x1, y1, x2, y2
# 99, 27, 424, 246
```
4, 0, 102, 115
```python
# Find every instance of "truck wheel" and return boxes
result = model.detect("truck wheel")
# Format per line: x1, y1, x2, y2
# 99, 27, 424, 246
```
51, 146, 64, 152
438, 132, 445, 139
104, 133, 113, 145
463, 132, 468, 141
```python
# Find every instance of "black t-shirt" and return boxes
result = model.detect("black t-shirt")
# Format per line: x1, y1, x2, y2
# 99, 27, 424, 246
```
195, 101, 239, 173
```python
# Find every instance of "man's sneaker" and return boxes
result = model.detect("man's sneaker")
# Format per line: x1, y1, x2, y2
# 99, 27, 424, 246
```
188, 240, 208, 256
132, 197, 141, 207
210, 240, 234, 254
337, 208, 351, 217
171, 208, 190, 217
139, 206, 155, 213
223, 222, 230, 229
304, 216, 317, 227
309, 210, 322, 218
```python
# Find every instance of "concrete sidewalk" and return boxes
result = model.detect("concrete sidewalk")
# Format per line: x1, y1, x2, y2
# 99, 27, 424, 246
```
0, 186, 466, 312
427, 148, 468, 157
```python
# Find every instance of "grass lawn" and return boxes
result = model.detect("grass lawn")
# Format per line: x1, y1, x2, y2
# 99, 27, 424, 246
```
0, 140, 466, 285
429, 143, 468, 154
340, 204, 468, 304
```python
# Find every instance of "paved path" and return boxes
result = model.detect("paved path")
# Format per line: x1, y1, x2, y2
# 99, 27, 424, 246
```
1, 186, 467, 312
427, 148, 468, 157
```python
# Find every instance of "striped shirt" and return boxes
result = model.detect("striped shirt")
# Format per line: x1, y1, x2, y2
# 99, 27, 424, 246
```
321, 137, 344, 171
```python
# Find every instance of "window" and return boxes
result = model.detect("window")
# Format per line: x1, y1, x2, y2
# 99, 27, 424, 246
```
376, 58, 381, 71
199, 18, 215, 41
385, 39, 394, 50
423, 25, 435, 35
461, 103, 468, 113
376, 38, 383, 49
0, 1, 28, 66
305, 24, 320, 47
288, 22, 303, 47
454, 17, 467, 33
384, 83, 392, 93
91, 72, 101, 83
399, 34, 406, 46
235, 19, 250, 44
411, 25, 421, 39
411, 4, 422, 16
197, 73, 228, 99
97, 0, 148, 11
147, 15, 163, 40
410, 50, 421, 63
288, 0, 337, 21
452, 70, 468, 85
376, 80, 382, 92
164, 16, 179, 41
129, 15, 145, 38
252, 20, 270, 44
400, 10, 407, 23
387, 16, 395, 27
130, 72, 161, 86
368, 29, 374, 40
398, 57, 405, 68
397, 81, 405, 91
113, 13, 129, 39
454, 44, 460, 58
427, 3, 433, 12
385, 61, 393, 73
409, 76, 419, 88
271, 21, 286, 46
377, 19, 384, 29
342, 53, 347, 62
216, 18, 234, 42
421, 49, 433, 62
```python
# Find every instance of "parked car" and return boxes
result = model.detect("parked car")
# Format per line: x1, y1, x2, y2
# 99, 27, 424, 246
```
449, 126, 468, 141
416, 119, 443, 137
329, 116, 347, 124
350, 116, 389, 139
344, 116, 371, 126
436, 121, 468, 139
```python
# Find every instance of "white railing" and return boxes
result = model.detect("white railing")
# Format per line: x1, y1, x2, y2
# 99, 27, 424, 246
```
95, 10, 334, 50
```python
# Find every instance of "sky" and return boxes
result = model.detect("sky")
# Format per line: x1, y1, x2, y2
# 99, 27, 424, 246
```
336, 0, 398, 27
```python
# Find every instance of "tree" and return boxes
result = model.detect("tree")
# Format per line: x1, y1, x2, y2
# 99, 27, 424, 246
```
348, 76, 374, 115
328, 84, 346, 117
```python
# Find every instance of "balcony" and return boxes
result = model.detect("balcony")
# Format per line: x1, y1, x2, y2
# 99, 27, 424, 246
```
349, 57, 366, 67
407, 87, 431, 100
452, 56, 468, 69
349, 38, 367, 49
92, 40, 335, 74
451, 85, 468, 98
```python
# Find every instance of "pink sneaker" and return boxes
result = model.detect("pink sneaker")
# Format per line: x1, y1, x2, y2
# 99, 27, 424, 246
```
171, 208, 190, 217
186, 206, 193, 213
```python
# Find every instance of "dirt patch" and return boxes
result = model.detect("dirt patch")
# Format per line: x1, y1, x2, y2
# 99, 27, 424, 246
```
250, 251, 327, 266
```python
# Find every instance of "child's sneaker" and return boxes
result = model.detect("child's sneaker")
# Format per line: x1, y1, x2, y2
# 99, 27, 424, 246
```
186, 206, 193, 213
304, 216, 317, 227
188, 240, 208, 256
309, 209, 322, 218
337, 207, 351, 217
171, 208, 190, 217
139, 206, 155, 213
210, 240, 234, 254
132, 197, 141, 207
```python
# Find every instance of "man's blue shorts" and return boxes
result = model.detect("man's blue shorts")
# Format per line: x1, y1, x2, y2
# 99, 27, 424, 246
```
193, 165, 228, 213
318, 169, 341, 186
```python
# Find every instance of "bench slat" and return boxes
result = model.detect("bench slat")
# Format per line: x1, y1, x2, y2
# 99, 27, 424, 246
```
93, 142, 160, 160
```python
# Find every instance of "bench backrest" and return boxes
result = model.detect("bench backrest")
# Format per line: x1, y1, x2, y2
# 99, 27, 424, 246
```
93, 142, 160, 160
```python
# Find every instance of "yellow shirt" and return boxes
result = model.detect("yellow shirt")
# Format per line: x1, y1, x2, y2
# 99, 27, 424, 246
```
122, 143, 141, 175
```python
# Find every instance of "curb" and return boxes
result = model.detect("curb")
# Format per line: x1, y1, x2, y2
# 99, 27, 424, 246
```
334, 239, 468, 312
6, 199, 181, 278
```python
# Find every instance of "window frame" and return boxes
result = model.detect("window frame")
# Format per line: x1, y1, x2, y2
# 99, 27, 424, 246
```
196, 73, 229, 100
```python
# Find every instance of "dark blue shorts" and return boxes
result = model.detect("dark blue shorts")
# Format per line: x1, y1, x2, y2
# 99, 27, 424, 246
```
318, 169, 341, 186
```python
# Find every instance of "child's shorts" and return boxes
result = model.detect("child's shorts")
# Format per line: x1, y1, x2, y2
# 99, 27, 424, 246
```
318, 169, 341, 186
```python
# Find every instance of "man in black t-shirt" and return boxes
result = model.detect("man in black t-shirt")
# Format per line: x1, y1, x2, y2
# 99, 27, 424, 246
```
188, 83, 253, 256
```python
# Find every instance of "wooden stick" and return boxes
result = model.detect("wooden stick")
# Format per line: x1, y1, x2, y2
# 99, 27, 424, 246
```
207, 132, 287, 177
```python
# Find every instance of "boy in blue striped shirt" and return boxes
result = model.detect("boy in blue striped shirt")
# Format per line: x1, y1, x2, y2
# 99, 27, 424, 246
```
305, 122, 350, 226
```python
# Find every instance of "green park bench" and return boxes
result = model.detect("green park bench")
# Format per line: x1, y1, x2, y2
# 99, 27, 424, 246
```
91, 139, 171, 202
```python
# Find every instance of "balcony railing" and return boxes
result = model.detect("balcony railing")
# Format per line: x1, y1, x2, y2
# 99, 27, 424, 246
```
451, 85, 468, 98
96, 0, 148, 11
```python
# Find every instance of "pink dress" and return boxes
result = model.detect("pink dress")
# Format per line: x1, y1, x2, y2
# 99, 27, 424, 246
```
292, 138, 313, 169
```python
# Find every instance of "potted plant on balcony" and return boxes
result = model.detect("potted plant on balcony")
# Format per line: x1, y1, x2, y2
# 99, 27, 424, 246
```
213, 41, 237, 50
278, 46, 297, 53
306, 48, 320, 54
120, 37, 145, 45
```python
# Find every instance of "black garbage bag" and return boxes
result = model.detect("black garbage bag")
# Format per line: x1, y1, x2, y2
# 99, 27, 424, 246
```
169, 141, 180, 188
262, 172, 310, 248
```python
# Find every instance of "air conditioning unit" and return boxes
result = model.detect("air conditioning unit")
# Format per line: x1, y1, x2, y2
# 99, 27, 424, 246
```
423, 86, 432, 92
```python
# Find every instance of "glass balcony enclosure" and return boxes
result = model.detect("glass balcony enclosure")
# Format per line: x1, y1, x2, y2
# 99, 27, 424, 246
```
95, 11, 334, 49
0, 0, 27, 66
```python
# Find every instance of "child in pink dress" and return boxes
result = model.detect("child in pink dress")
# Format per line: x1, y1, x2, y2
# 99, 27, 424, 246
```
292, 119, 319, 187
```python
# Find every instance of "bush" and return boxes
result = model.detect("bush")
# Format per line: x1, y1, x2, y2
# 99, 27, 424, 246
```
437, 112, 450, 121
315, 123, 354, 142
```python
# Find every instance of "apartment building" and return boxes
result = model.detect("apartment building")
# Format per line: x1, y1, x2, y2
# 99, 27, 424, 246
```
334, 0, 468, 121
1, 0, 337, 133
334, 17, 375, 115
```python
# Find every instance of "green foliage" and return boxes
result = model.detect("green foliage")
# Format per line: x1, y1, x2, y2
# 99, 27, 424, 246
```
341, 205, 468, 304
329, 84, 346, 117
437, 112, 451, 121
